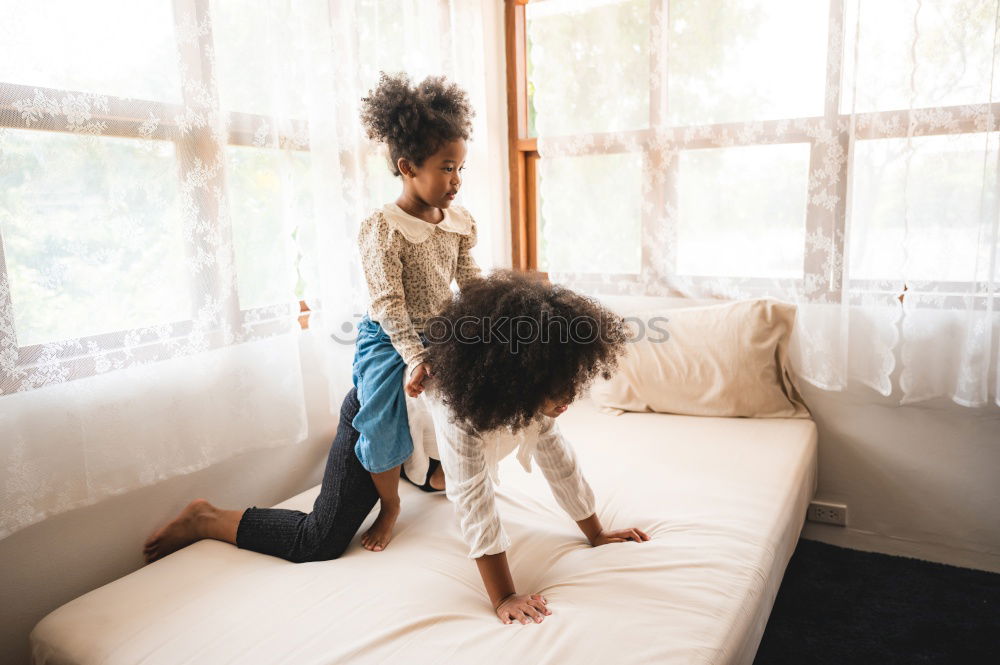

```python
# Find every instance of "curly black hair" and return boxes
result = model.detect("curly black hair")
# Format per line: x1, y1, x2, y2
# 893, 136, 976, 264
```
359, 71, 475, 177
424, 270, 629, 434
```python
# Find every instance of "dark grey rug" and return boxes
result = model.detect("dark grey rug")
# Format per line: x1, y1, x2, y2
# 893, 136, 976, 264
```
754, 539, 1000, 665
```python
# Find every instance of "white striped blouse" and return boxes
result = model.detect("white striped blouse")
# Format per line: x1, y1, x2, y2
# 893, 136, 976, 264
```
423, 380, 597, 559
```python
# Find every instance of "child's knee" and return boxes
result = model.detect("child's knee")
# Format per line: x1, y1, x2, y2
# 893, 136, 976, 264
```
341, 387, 361, 417
295, 544, 347, 564
291, 532, 350, 563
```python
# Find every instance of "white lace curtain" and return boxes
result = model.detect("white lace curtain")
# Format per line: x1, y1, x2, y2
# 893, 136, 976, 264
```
528, 0, 1000, 408
0, 0, 505, 539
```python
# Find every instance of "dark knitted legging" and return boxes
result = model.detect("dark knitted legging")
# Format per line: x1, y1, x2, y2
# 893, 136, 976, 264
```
235, 387, 379, 563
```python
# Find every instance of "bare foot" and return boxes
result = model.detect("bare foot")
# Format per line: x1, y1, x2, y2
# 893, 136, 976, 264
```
360, 504, 399, 552
429, 464, 446, 491
143, 498, 216, 564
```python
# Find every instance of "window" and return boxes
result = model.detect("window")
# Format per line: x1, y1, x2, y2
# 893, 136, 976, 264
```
2, 129, 189, 347
0, 0, 314, 394
506, 0, 1000, 303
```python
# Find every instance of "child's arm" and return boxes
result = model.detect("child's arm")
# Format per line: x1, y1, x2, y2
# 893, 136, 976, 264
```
454, 209, 483, 290
430, 392, 550, 623
575, 513, 650, 546
476, 552, 551, 624
533, 416, 651, 546
407, 209, 482, 395
404, 362, 432, 398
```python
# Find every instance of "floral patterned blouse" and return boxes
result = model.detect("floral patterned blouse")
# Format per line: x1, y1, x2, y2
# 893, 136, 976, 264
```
357, 202, 483, 374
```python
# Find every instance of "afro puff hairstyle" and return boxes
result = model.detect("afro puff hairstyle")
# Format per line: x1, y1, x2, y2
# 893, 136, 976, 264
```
359, 71, 475, 177
424, 270, 629, 435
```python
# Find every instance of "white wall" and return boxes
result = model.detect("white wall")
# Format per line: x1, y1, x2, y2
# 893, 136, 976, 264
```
799, 381, 1000, 572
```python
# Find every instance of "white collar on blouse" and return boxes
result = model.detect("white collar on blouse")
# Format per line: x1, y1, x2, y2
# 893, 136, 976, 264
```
381, 202, 473, 244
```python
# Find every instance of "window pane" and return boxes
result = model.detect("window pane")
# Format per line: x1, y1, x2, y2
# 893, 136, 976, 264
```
0, 130, 188, 346
226, 146, 309, 308
850, 133, 998, 283
677, 143, 810, 278
538, 152, 643, 274
841, 0, 998, 113
210, 0, 320, 117
0, 0, 182, 102
669, 0, 828, 125
527, 0, 650, 136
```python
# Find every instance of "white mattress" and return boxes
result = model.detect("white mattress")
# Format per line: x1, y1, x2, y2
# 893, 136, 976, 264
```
31, 397, 817, 665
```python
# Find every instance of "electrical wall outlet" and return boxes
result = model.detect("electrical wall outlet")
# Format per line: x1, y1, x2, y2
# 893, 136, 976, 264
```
807, 501, 848, 526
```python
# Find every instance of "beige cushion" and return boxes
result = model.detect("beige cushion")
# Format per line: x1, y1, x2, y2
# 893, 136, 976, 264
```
591, 298, 810, 418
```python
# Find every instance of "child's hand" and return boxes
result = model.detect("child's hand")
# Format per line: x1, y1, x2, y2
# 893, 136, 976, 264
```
494, 593, 551, 625
589, 527, 650, 547
405, 362, 432, 397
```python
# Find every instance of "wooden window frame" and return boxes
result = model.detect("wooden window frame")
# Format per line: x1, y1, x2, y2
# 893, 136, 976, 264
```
505, 0, 539, 274
505, 0, 1000, 304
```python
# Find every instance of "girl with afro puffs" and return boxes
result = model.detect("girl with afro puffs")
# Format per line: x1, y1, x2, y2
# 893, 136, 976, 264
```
143, 72, 479, 565
142, 270, 651, 626
421, 270, 650, 624
351, 71, 484, 552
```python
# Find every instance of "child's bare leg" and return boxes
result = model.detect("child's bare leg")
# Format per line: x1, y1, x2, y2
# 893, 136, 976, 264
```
429, 463, 445, 491
142, 499, 245, 564
361, 466, 401, 552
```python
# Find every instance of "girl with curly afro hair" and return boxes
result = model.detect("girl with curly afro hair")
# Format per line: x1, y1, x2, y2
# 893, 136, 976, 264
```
419, 270, 651, 625
350, 71, 482, 553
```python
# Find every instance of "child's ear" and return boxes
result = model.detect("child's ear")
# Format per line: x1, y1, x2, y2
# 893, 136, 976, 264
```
397, 157, 414, 178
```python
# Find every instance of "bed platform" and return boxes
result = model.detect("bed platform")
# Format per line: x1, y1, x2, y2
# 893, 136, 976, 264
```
31, 396, 816, 665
